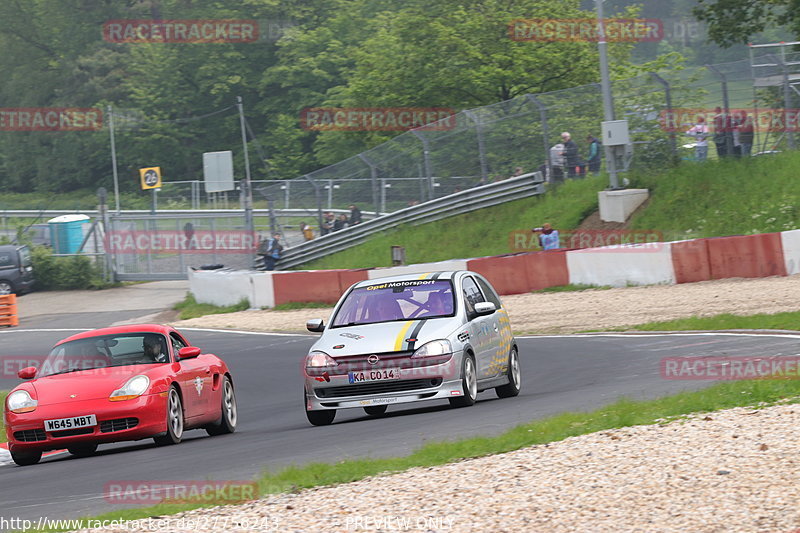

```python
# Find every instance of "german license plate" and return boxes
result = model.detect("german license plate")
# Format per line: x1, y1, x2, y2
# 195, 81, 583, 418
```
44, 414, 97, 432
348, 368, 400, 384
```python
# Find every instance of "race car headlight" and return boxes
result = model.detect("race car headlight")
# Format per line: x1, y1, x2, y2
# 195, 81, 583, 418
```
306, 351, 338, 368
7, 390, 37, 414
412, 339, 452, 358
109, 375, 150, 402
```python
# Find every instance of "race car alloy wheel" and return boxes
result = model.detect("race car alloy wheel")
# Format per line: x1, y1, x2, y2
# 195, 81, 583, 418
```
154, 387, 184, 445
11, 449, 42, 466
495, 347, 521, 398
206, 376, 237, 436
450, 354, 477, 408
305, 392, 336, 426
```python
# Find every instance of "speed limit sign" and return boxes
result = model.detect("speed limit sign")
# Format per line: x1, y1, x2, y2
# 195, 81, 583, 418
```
139, 167, 162, 190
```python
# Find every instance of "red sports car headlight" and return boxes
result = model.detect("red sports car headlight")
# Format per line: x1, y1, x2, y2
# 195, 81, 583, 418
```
109, 375, 151, 402
7, 390, 38, 414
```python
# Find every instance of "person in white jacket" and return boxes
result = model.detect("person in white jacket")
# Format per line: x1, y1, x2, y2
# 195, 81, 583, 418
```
686, 116, 709, 161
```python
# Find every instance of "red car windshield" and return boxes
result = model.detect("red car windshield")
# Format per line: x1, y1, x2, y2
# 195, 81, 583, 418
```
332, 279, 455, 327
40, 333, 170, 377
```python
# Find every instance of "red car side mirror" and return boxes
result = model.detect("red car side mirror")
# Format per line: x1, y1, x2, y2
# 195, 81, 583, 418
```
178, 346, 201, 360
18, 366, 37, 380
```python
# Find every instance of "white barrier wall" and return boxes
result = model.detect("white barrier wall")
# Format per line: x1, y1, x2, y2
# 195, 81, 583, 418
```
367, 259, 470, 280
566, 242, 676, 287
250, 272, 276, 309
188, 269, 256, 307
780, 230, 800, 276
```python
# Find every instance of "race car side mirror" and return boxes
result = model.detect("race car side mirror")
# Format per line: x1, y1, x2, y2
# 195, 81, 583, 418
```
178, 346, 201, 360
18, 366, 37, 380
306, 319, 325, 333
474, 302, 496, 317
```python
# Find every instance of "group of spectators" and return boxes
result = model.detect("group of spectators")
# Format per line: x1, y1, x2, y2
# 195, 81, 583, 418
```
319, 204, 362, 236
540, 131, 602, 182
685, 107, 755, 161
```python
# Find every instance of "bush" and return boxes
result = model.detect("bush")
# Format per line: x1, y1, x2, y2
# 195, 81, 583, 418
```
31, 246, 109, 290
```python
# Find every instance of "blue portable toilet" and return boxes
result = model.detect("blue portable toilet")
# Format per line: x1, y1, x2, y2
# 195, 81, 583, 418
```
47, 214, 90, 254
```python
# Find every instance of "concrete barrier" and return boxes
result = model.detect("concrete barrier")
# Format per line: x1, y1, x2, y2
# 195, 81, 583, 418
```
671, 239, 711, 284
273, 270, 344, 306
467, 254, 531, 295
705, 233, 786, 279
367, 259, 469, 280
188, 269, 256, 307
780, 229, 800, 276
567, 243, 675, 287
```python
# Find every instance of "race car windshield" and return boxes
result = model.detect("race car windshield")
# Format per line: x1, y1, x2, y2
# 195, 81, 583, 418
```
331, 279, 455, 327
39, 333, 170, 377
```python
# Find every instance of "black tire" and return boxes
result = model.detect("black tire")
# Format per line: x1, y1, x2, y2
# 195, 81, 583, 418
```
0, 280, 13, 296
68, 444, 98, 457
449, 354, 477, 408
11, 449, 41, 466
206, 376, 237, 436
363, 405, 387, 416
154, 387, 184, 445
495, 347, 521, 399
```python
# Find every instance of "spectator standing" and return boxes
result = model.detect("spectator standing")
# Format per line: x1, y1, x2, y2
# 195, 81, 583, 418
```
263, 232, 283, 271
534, 223, 560, 251
549, 142, 566, 183
348, 204, 362, 225
300, 221, 314, 241
738, 113, 754, 157
320, 212, 334, 235
561, 132, 579, 177
586, 135, 601, 174
333, 214, 348, 231
511, 166, 525, 178
713, 107, 733, 158
183, 222, 196, 249
686, 117, 709, 161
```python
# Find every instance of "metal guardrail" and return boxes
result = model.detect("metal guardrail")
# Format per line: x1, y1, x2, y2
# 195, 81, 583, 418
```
0, 208, 378, 220
276, 172, 546, 269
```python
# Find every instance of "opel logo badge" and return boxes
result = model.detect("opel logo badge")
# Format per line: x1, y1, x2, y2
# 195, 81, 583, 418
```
367, 354, 379, 365
69, 394, 76, 398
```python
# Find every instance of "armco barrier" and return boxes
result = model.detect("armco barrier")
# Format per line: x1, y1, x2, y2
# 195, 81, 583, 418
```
671, 239, 711, 284
705, 233, 786, 279
567, 243, 676, 287
0, 294, 19, 327
780, 229, 800, 276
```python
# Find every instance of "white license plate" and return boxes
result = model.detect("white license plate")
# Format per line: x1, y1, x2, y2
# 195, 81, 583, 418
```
348, 368, 400, 384
44, 414, 97, 432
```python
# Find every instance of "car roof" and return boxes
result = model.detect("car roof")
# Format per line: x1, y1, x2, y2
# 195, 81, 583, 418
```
55, 324, 176, 346
352, 270, 462, 289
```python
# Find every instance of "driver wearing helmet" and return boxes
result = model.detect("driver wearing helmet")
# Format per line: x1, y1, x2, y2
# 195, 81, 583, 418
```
143, 334, 168, 363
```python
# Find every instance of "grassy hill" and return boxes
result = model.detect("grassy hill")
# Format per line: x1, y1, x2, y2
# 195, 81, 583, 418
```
301, 151, 800, 270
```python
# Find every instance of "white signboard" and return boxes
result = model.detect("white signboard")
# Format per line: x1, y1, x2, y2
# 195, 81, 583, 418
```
203, 151, 235, 193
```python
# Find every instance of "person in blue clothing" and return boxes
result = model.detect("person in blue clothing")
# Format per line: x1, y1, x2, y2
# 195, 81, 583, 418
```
534, 223, 560, 250
586, 134, 601, 174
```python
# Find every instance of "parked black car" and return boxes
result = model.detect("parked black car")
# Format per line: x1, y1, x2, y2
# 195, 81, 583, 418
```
0, 245, 35, 295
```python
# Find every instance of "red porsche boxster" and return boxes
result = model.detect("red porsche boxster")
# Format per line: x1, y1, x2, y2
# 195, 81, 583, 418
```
3, 324, 237, 466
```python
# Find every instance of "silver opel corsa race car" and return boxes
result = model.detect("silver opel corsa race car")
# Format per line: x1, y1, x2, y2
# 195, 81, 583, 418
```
303, 271, 520, 425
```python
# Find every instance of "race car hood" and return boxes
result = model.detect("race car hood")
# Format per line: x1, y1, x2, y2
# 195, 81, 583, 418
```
29, 365, 161, 404
314, 318, 458, 357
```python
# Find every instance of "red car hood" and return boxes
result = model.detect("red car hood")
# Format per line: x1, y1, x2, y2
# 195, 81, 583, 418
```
30, 365, 158, 405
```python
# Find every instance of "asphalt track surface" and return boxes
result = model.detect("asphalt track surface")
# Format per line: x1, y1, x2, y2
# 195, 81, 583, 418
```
2, 322, 800, 524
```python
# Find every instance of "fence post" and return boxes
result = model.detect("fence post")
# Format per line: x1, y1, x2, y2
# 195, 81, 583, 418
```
772, 52, 797, 150
358, 154, 381, 216
525, 94, 551, 180
706, 64, 734, 156
650, 72, 678, 160
462, 110, 489, 182
411, 130, 434, 199
303, 174, 325, 234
